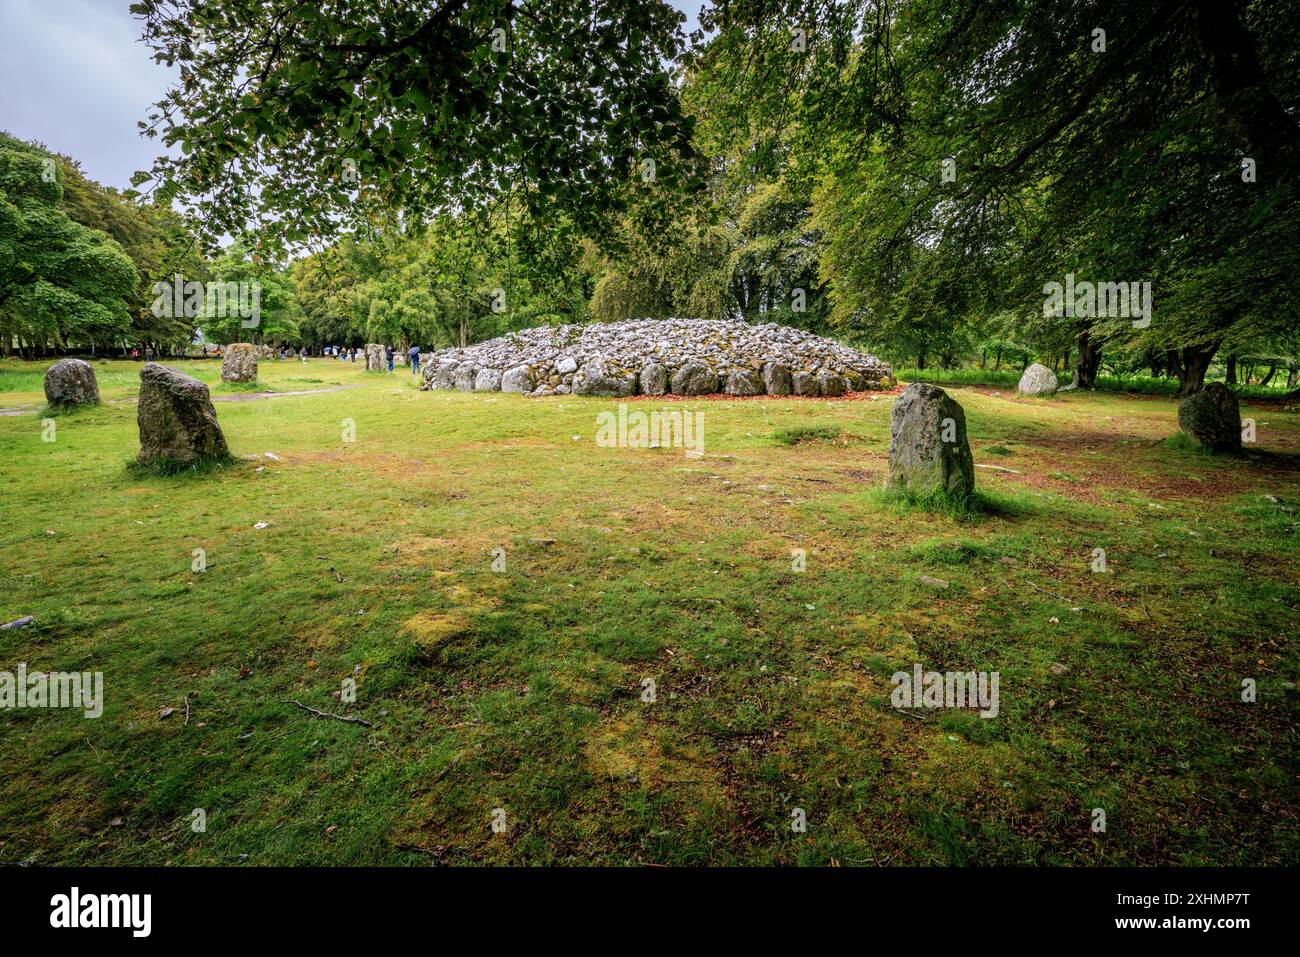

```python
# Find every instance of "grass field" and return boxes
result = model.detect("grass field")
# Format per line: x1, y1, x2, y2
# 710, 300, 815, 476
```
1, 357, 1297, 865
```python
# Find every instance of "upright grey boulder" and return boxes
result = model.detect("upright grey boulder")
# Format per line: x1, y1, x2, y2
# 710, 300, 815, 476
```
221, 343, 258, 383
573, 358, 636, 397
671, 361, 719, 396
725, 368, 763, 396
501, 365, 535, 394
364, 343, 386, 371
429, 361, 459, 390
136, 363, 229, 466
639, 362, 668, 396
816, 369, 846, 397
454, 364, 479, 392
792, 371, 818, 396
762, 362, 793, 396
886, 383, 975, 498
1177, 382, 1241, 453
474, 368, 503, 392
1018, 363, 1059, 396
43, 358, 99, 407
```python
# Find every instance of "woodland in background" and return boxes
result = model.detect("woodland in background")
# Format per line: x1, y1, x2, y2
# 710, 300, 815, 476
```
2, 0, 1297, 395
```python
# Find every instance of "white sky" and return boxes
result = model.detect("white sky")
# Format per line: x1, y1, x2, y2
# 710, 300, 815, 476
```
0, 0, 708, 191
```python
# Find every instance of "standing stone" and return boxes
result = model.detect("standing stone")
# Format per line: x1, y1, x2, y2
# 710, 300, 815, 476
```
136, 363, 229, 466
792, 371, 818, 396
573, 358, 637, 397
365, 343, 386, 371
886, 383, 975, 498
1018, 363, 1059, 396
43, 358, 100, 407
474, 368, 503, 392
501, 365, 535, 394
670, 361, 719, 396
221, 343, 258, 383
454, 364, 480, 392
639, 362, 668, 396
1177, 382, 1241, 453
725, 368, 763, 396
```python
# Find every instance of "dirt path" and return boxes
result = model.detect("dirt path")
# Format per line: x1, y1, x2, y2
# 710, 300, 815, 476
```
211, 384, 360, 402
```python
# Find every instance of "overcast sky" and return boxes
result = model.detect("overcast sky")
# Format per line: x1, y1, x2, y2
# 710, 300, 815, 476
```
0, 0, 707, 192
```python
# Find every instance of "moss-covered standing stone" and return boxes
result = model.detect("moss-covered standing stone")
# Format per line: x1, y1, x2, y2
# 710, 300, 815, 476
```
886, 382, 975, 498
136, 363, 229, 466
1177, 382, 1241, 453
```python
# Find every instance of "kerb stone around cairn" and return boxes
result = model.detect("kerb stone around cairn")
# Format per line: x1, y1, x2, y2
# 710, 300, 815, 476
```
44, 358, 100, 407
1177, 382, 1241, 453
136, 363, 230, 466
886, 383, 975, 498
221, 343, 258, 383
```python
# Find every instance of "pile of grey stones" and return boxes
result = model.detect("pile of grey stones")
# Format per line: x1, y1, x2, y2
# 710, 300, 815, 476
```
419, 319, 893, 397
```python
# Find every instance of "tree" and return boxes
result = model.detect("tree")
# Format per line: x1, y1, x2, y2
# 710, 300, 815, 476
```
0, 133, 139, 355
699, 0, 1300, 393
131, 0, 698, 248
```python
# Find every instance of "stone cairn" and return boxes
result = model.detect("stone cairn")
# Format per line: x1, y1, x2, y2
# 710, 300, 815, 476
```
136, 364, 229, 466
365, 343, 387, 371
221, 343, 258, 383
1177, 382, 1241, 453
886, 383, 975, 498
43, 358, 100, 408
419, 319, 893, 397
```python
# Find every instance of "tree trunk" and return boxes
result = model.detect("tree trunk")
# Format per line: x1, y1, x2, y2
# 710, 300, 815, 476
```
1168, 342, 1220, 397
1225, 355, 1237, 384
1261, 364, 1278, 387
1071, 329, 1103, 389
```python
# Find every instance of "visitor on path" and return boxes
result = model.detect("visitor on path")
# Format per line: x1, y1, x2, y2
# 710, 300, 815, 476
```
386, 344, 394, 373
300, 346, 308, 362
408, 345, 420, 373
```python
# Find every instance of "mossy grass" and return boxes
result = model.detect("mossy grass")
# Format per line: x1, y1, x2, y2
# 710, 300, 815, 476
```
126, 452, 239, 477
0, 356, 1297, 865
773, 424, 849, 446
871, 484, 1033, 521
214, 378, 272, 393
38, 400, 102, 418
1161, 431, 1234, 455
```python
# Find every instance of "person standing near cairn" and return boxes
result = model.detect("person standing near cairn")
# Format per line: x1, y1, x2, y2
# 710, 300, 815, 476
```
386, 344, 395, 373
408, 344, 420, 374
